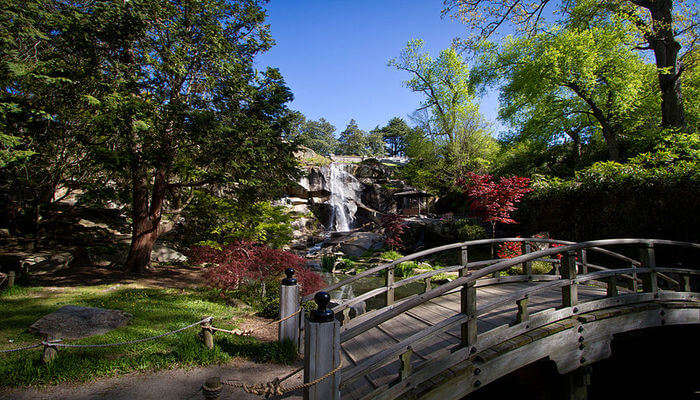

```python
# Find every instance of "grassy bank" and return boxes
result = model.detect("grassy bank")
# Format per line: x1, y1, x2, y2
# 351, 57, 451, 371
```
0, 284, 295, 387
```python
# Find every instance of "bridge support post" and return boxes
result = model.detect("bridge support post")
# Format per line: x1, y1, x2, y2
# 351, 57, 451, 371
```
459, 246, 468, 277
386, 267, 395, 306
640, 244, 658, 294
461, 281, 477, 348
561, 251, 578, 307
521, 242, 532, 277
304, 292, 341, 400
280, 268, 300, 348
564, 366, 591, 400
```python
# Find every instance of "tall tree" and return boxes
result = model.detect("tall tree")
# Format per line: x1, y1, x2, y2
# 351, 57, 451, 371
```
378, 117, 412, 156
443, 0, 699, 129
3, 0, 300, 274
337, 119, 368, 156
389, 40, 496, 188
286, 112, 339, 155
474, 24, 658, 161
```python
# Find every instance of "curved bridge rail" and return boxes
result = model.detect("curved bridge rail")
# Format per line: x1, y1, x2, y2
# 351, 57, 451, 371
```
314, 238, 700, 400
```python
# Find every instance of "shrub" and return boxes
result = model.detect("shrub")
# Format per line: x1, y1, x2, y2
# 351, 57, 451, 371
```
379, 250, 404, 261
455, 219, 486, 241
380, 213, 406, 250
188, 242, 324, 298
321, 255, 336, 272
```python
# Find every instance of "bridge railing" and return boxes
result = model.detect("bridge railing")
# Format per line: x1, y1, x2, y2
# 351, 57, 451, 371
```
330, 239, 699, 395
304, 237, 668, 329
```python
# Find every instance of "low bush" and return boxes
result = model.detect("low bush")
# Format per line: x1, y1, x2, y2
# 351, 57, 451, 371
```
188, 242, 324, 312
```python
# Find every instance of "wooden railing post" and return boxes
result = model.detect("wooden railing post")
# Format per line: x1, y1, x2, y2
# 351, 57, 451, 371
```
516, 296, 529, 324
280, 268, 301, 348
386, 267, 395, 306
459, 245, 468, 277
399, 346, 413, 381
460, 281, 477, 348
304, 292, 341, 400
606, 276, 618, 298
682, 275, 691, 292
640, 243, 658, 294
561, 251, 578, 307
521, 242, 532, 277
579, 249, 588, 274
424, 277, 431, 293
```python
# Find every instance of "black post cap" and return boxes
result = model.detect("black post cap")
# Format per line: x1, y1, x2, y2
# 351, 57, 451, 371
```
281, 268, 297, 286
309, 291, 334, 323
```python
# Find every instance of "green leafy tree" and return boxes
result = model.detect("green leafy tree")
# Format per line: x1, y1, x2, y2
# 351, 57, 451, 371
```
377, 117, 412, 156
338, 119, 368, 156
286, 112, 339, 155
389, 40, 496, 192
443, 0, 699, 129
475, 23, 658, 161
2, 0, 300, 273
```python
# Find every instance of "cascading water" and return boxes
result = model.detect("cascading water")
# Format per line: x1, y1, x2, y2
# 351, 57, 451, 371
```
327, 162, 360, 232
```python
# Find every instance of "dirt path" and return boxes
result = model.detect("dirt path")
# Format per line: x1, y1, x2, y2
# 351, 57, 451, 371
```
0, 359, 303, 400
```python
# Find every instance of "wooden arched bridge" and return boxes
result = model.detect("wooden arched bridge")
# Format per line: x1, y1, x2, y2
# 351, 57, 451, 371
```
291, 238, 700, 400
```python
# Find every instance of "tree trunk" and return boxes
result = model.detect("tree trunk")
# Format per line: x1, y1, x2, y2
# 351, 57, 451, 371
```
124, 161, 168, 274
645, 0, 685, 128
566, 82, 621, 161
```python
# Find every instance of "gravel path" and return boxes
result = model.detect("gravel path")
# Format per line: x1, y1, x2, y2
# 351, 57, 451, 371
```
0, 360, 303, 400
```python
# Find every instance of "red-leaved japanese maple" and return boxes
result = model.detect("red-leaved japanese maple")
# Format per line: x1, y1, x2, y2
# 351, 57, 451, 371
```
188, 241, 324, 297
380, 214, 406, 250
457, 172, 532, 256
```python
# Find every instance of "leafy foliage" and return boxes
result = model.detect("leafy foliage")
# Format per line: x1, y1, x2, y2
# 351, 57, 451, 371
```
182, 196, 295, 249
380, 213, 406, 250
457, 172, 533, 226
189, 241, 324, 298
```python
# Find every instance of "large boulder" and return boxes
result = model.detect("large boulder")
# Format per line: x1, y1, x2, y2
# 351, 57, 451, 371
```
151, 245, 187, 263
307, 167, 331, 197
29, 305, 132, 340
338, 232, 384, 257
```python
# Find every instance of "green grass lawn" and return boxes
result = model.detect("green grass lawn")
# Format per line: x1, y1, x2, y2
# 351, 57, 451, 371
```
0, 284, 296, 387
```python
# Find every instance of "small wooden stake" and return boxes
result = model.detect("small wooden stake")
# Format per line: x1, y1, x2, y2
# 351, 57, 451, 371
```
41, 341, 57, 364
7, 270, 15, 288
201, 319, 214, 350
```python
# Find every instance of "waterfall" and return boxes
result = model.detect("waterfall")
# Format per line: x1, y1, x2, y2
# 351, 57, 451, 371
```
328, 162, 360, 232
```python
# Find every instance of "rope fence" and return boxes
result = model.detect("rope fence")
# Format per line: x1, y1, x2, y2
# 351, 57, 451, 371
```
0, 308, 303, 354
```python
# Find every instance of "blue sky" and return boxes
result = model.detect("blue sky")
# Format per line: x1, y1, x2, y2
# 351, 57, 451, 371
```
255, 0, 502, 135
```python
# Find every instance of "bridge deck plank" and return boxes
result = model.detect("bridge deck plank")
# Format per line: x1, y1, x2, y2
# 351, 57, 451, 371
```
340, 282, 608, 399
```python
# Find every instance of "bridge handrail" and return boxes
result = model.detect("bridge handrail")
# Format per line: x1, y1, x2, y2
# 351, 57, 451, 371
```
339, 264, 699, 387
303, 237, 646, 303
339, 239, 699, 343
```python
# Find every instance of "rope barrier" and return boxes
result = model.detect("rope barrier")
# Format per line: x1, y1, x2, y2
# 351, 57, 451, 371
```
0, 317, 212, 353
223, 362, 342, 397
207, 307, 301, 337
0, 306, 301, 353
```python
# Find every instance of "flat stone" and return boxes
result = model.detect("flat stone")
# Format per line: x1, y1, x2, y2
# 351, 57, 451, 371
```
29, 305, 132, 340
